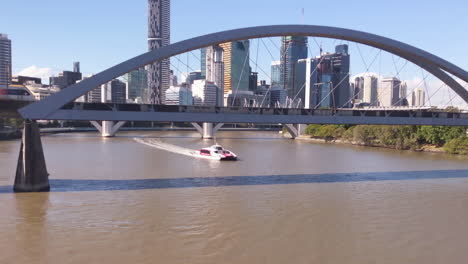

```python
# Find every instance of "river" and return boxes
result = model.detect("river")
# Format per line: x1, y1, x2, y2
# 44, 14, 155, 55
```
1, 131, 468, 263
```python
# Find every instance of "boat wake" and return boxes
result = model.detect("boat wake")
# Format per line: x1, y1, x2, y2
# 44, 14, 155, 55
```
134, 137, 198, 158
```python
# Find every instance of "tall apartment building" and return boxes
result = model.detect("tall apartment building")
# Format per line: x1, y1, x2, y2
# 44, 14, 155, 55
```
280, 36, 308, 98
101, 79, 127, 104
0, 34, 12, 88
271, 61, 281, 86
363, 75, 379, 105
219, 40, 250, 95
192, 80, 221, 106
165, 85, 193, 105
379, 77, 401, 107
411, 86, 425, 106
49, 62, 82, 89
147, 0, 170, 104
126, 68, 148, 102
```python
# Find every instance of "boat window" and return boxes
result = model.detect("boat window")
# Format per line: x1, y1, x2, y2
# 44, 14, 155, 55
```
215, 147, 223, 150
214, 151, 219, 154
201, 150, 210, 154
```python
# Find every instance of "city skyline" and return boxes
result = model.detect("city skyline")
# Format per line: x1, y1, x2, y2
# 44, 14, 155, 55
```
2, 0, 467, 79
1, 0, 467, 108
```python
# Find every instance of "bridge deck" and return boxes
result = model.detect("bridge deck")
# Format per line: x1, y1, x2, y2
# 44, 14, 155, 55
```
2, 101, 467, 126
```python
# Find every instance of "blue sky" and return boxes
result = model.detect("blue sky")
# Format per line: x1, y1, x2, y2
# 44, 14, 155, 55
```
2, 0, 467, 94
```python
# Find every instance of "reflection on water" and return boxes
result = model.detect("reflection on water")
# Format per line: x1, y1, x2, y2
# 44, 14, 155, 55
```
1, 131, 468, 263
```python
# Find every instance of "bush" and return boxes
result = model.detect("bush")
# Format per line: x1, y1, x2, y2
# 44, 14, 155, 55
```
444, 138, 468, 155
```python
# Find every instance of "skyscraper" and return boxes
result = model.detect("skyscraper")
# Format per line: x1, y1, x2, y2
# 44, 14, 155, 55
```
148, 0, 170, 104
379, 77, 401, 107
354, 76, 364, 100
296, 58, 319, 109
101, 79, 127, 104
280, 36, 308, 98
192, 80, 219, 106
205, 45, 224, 94
0, 34, 12, 88
219, 40, 250, 95
411, 86, 425, 107
49, 62, 82, 89
126, 68, 148, 102
363, 75, 378, 105
271, 61, 281, 86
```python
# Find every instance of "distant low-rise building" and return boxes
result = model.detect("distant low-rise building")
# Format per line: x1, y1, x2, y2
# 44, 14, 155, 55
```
165, 85, 193, 105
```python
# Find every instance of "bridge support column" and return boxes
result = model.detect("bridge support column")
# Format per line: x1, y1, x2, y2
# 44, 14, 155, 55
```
191, 122, 224, 139
14, 120, 50, 192
91, 121, 126, 137
283, 124, 307, 139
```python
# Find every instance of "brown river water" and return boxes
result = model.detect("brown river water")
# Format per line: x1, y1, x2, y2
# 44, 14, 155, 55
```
1, 131, 468, 264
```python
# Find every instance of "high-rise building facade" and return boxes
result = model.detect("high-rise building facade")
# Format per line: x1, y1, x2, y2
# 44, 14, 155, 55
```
49, 62, 82, 89
296, 58, 319, 109
165, 85, 193, 105
101, 79, 127, 104
280, 36, 308, 99
271, 61, 281, 86
354, 76, 364, 100
411, 86, 425, 107
0, 34, 12, 88
379, 77, 401, 107
363, 75, 378, 105
205, 45, 224, 102
314, 45, 351, 108
192, 80, 220, 106
219, 40, 250, 95
126, 68, 148, 102
148, 0, 170, 104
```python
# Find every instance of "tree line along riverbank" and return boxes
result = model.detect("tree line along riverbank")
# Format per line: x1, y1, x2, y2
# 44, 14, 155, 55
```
300, 124, 468, 155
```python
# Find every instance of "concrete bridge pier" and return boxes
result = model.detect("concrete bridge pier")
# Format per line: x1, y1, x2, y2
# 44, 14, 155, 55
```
91, 121, 126, 137
14, 120, 50, 192
191, 122, 224, 139
283, 124, 307, 139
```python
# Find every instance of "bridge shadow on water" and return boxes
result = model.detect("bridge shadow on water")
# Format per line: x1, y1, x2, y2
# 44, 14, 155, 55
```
1, 170, 468, 194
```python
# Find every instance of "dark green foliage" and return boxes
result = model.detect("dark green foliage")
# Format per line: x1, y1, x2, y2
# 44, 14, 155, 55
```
304, 124, 468, 154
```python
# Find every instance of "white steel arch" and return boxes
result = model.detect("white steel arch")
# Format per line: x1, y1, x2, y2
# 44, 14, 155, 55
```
19, 25, 468, 119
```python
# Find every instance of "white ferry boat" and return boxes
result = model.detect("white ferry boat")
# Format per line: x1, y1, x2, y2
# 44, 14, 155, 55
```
192, 145, 237, 161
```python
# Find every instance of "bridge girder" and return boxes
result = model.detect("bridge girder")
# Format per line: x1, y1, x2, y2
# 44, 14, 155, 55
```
19, 25, 468, 120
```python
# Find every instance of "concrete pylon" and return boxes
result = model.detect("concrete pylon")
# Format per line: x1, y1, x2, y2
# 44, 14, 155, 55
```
191, 122, 224, 139
283, 124, 307, 139
14, 120, 50, 192
91, 121, 126, 137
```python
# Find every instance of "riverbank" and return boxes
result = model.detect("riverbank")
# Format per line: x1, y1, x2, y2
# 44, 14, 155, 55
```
291, 124, 468, 155
295, 135, 447, 154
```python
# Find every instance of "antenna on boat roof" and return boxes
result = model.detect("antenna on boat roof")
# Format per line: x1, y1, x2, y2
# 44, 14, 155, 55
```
213, 136, 218, 145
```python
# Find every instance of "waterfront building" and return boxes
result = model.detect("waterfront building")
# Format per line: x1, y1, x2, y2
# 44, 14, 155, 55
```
101, 79, 127, 104
219, 40, 250, 94
25, 83, 60, 101
280, 36, 308, 99
192, 80, 220, 106
147, 0, 170, 104
126, 67, 148, 102
271, 61, 281, 86
165, 85, 193, 105
379, 77, 401, 107
0, 34, 12, 88
49, 62, 82, 90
